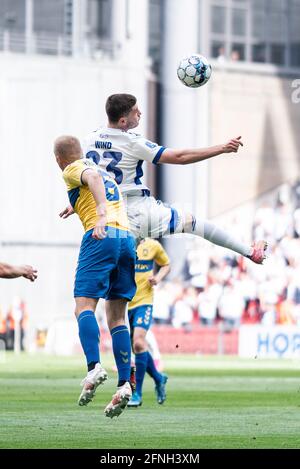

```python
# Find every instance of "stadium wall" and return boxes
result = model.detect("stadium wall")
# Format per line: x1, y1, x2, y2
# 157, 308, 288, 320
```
239, 325, 300, 359
162, 62, 300, 274
43, 322, 300, 359
207, 62, 300, 218
43, 320, 239, 357
0, 52, 151, 330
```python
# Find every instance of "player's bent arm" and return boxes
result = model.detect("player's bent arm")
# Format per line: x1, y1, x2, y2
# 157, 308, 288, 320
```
81, 169, 107, 239
149, 264, 171, 286
155, 264, 171, 283
158, 137, 243, 165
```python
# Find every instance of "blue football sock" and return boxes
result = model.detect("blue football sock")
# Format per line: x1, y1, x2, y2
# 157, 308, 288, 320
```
135, 351, 148, 396
146, 351, 162, 384
77, 310, 100, 368
110, 325, 131, 386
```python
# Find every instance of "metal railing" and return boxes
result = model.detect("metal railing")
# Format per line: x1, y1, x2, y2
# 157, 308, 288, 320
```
0, 29, 116, 58
0, 29, 71, 55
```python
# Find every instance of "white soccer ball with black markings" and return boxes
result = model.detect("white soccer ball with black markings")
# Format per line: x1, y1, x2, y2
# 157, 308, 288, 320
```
177, 54, 212, 88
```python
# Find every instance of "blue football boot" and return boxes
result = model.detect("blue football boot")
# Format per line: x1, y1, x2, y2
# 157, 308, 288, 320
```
127, 391, 143, 408
155, 374, 168, 405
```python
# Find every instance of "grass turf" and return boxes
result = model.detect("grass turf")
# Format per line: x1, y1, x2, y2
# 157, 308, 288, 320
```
1, 353, 300, 449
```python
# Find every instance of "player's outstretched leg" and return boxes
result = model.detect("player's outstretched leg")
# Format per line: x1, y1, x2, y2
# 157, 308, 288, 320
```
180, 214, 268, 264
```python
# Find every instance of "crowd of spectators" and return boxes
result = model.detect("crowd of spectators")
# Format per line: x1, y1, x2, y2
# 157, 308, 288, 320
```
153, 182, 300, 329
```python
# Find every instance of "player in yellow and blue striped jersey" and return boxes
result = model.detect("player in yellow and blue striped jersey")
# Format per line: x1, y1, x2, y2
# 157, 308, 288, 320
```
54, 135, 136, 419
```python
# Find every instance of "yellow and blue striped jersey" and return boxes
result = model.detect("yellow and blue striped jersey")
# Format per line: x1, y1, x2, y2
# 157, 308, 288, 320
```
62, 158, 129, 232
128, 238, 170, 310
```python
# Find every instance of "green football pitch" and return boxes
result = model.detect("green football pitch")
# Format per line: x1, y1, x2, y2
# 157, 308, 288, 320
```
1, 353, 300, 449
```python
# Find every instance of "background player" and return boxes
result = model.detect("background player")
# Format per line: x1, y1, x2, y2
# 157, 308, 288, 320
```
62, 93, 266, 264
127, 238, 170, 408
54, 135, 136, 419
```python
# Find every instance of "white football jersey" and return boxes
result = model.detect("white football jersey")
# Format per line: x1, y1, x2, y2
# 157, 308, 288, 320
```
82, 126, 165, 194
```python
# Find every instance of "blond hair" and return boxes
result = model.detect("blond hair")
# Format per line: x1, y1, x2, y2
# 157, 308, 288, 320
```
54, 135, 82, 162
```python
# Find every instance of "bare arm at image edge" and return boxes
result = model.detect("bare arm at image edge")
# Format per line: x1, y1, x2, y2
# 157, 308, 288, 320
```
0, 263, 38, 282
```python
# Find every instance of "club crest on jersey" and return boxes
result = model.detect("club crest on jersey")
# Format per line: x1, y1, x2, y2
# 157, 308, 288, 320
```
83, 159, 96, 167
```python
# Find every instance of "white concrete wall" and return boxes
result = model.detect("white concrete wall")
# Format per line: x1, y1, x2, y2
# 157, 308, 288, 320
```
207, 62, 300, 218
0, 48, 150, 330
160, 59, 300, 276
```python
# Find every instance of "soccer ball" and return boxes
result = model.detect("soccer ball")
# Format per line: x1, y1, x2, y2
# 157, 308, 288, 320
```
177, 54, 212, 88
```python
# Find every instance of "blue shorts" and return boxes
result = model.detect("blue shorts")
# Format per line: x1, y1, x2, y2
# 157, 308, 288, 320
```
128, 305, 153, 331
74, 227, 137, 301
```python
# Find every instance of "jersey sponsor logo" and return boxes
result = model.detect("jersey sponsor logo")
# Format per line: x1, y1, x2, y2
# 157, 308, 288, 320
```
135, 259, 153, 272
95, 141, 112, 150
99, 134, 109, 139
135, 263, 152, 272
145, 141, 157, 149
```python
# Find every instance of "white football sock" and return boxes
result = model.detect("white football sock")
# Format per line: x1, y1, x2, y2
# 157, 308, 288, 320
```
180, 216, 252, 257
146, 330, 161, 360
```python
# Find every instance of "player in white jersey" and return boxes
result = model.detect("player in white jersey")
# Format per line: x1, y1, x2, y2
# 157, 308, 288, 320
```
61, 94, 266, 263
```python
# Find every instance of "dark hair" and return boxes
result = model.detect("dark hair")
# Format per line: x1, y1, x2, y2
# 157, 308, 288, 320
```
105, 94, 137, 122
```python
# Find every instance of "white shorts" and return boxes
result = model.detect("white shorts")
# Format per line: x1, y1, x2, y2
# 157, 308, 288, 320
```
124, 193, 183, 239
